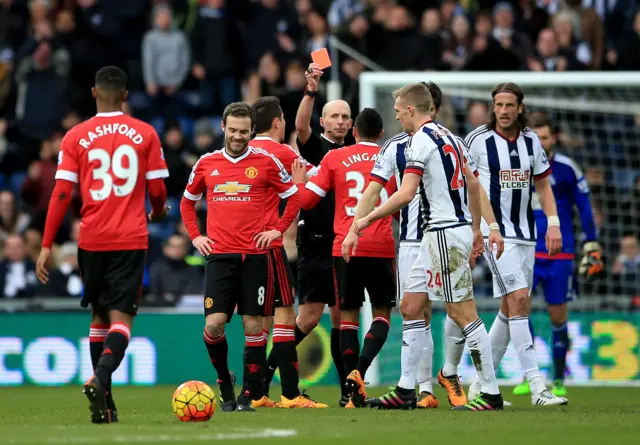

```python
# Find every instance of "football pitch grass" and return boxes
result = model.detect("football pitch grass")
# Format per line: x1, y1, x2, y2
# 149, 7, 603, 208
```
1, 386, 638, 445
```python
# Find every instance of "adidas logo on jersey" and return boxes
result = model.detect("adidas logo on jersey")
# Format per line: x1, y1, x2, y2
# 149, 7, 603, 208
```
210, 169, 220, 176
510, 150, 518, 157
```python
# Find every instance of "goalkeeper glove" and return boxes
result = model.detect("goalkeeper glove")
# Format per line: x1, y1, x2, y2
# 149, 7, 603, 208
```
579, 241, 604, 281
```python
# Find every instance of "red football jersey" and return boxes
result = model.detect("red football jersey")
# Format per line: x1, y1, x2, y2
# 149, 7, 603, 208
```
305, 142, 396, 258
55, 111, 168, 251
249, 136, 310, 248
183, 147, 298, 254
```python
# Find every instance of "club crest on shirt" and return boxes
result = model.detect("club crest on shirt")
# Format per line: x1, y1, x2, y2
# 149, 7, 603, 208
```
204, 297, 213, 309
245, 166, 259, 179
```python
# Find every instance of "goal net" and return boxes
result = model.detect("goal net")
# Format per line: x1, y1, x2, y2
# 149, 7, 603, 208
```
358, 72, 640, 386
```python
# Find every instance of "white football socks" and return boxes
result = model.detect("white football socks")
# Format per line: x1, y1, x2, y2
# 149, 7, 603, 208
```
488, 311, 510, 368
510, 316, 545, 394
442, 315, 465, 377
463, 318, 500, 395
416, 324, 434, 394
397, 320, 426, 391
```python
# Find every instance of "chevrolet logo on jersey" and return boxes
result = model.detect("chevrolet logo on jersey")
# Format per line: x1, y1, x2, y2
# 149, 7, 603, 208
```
214, 182, 251, 195
500, 169, 530, 189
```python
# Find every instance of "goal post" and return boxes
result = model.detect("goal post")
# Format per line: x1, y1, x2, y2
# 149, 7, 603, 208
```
359, 71, 640, 387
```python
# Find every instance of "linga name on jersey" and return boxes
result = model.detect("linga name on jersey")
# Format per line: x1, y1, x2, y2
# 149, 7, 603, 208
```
500, 169, 530, 189
341, 152, 378, 168
79, 123, 145, 149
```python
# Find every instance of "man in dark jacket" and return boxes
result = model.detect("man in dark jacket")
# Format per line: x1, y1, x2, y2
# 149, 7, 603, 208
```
146, 234, 204, 306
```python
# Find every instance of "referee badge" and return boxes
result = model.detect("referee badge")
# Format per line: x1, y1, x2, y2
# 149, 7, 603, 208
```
245, 166, 259, 179
204, 298, 213, 309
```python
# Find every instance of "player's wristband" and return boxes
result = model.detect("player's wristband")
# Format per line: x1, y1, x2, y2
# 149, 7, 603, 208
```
304, 88, 317, 98
547, 216, 560, 227
489, 222, 500, 231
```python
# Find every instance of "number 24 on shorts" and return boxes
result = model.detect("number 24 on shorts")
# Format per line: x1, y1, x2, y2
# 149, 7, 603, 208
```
426, 270, 442, 288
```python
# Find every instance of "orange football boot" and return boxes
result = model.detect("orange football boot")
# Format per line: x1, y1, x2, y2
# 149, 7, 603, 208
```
437, 369, 467, 407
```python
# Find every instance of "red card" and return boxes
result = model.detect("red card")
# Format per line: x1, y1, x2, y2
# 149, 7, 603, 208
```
311, 48, 332, 69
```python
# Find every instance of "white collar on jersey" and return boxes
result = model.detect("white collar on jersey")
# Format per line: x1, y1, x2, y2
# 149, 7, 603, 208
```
95, 111, 124, 117
222, 146, 252, 163
321, 133, 339, 144
253, 136, 277, 143
358, 141, 379, 147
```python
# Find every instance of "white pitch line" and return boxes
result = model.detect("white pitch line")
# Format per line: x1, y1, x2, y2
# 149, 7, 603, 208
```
7, 429, 297, 445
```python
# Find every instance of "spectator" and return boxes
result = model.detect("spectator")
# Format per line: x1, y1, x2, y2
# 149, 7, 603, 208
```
560, 0, 604, 69
21, 135, 58, 231
0, 234, 37, 298
241, 0, 296, 71
0, 190, 30, 243
419, 8, 445, 70
518, 0, 549, 43
0, 0, 29, 54
142, 4, 190, 110
612, 233, 640, 297
442, 14, 473, 71
23, 227, 40, 263
270, 59, 310, 140
328, 0, 365, 31
185, 118, 217, 168
14, 20, 69, 162
366, 5, 423, 71
552, 11, 592, 69
491, 1, 533, 66
46, 241, 82, 297
465, 101, 489, 134
161, 120, 191, 198
147, 234, 204, 306
190, 0, 242, 114
246, 52, 286, 102
528, 28, 579, 71
473, 11, 493, 38
609, 10, 640, 70
302, 8, 330, 56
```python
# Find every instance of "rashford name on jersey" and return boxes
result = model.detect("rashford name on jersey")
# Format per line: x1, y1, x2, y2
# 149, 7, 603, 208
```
77, 122, 146, 149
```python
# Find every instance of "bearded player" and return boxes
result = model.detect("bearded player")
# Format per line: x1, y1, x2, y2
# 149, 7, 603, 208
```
511, 114, 601, 398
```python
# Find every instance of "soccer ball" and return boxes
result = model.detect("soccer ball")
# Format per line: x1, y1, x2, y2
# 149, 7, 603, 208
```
172, 380, 216, 422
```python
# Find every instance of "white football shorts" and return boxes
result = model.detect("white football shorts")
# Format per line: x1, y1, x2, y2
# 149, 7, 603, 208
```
483, 241, 535, 298
397, 241, 421, 300
404, 225, 474, 303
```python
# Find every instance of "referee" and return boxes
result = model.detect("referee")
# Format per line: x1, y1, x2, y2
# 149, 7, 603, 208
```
295, 62, 352, 406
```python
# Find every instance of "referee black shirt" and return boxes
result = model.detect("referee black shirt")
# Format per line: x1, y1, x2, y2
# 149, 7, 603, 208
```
296, 132, 343, 248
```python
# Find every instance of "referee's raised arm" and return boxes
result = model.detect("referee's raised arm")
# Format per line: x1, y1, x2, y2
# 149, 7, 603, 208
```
294, 63, 352, 165
295, 63, 323, 146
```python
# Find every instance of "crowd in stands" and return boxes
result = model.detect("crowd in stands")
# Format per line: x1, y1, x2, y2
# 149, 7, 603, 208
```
0, 0, 638, 305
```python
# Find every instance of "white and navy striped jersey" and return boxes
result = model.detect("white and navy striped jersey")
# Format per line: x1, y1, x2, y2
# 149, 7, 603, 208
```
404, 121, 472, 231
371, 129, 477, 240
465, 124, 551, 245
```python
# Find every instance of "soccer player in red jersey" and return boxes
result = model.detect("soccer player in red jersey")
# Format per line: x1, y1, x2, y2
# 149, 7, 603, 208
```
296, 108, 397, 408
35, 66, 170, 423
249, 97, 327, 408
179, 102, 302, 412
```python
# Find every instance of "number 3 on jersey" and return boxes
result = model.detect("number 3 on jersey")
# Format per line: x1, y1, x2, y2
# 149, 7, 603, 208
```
89, 144, 139, 201
442, 144, 466, 191
345, 171, 389, 216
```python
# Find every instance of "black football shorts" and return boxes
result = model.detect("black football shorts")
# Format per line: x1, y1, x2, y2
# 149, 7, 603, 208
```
78, 248, 146, 315
204, 253, 272, 320
333, 257, 396, 311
